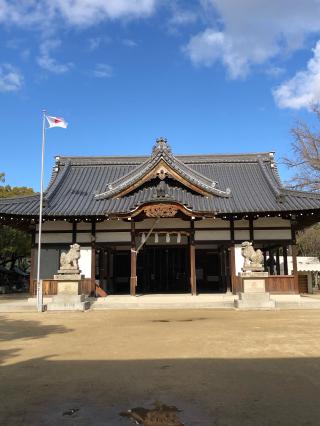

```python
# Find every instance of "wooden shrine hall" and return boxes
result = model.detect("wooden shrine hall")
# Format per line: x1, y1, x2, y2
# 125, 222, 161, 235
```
1, 137, 320, 296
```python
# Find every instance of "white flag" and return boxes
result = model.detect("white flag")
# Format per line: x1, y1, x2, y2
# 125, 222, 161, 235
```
46, 115, 68, 129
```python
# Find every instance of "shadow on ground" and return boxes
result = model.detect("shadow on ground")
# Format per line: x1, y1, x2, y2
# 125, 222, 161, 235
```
1, 356, 320, 425
0, 315, 72, 343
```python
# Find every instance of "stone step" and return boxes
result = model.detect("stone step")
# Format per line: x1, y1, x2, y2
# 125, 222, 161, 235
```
235, 291, 276, 310
0, 304, 38, 312
91, 301, 235, 310
276, 301, 320, 309
47, 300, 90, 311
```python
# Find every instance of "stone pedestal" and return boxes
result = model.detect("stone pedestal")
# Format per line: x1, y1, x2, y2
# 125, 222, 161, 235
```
47, 271, 90, 311
234, 271, 276, 310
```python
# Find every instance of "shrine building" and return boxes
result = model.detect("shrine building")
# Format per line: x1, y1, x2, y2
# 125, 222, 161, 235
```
1, 137, 320, 296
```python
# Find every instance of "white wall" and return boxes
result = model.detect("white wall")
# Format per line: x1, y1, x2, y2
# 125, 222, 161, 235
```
78, 247, 92, 278
254, 229, 291, 240
254, 217, 290, 227
234, 244, 243, 275
96, 232, 131, 243
36, 233, 73, 244
195, 230, 230, 241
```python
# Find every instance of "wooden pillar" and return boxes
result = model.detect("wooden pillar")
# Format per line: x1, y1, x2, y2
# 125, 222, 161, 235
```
291, 220, 299, 293
249, 216, 254, 242
72, 222, 77, 243
130, 220, 137, 296
283, 245, 288, 275
230, 218, 235, 242
276, 248, 280, 275
269, 248, 275, 275
229, 245, 236, 294
263, 248, 267, 271
292, 244, 299, 293
190, 220, 197, 295
91, 221, 96, 293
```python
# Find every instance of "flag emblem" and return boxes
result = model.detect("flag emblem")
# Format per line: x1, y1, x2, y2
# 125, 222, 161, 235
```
46, 115, 68, 129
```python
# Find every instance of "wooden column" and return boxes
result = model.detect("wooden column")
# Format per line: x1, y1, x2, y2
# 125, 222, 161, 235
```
230, 218, 235, 242
130, 220, 137, 296
263, 248, 267, 271
291, 220, 299, 293
229, 245, 236, 294
276, 248, 280, 275
292, 244, 299, 294
249, 216, 254, 242
283, 245, 288, 275
72, 222, 77, 243
91, 221, 96, 292
189, 220, 197, 295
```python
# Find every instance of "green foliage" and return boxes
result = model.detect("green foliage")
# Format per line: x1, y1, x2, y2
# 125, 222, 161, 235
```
0, 173, 35, 269
0, 184, 34, 198
296, 224, 320, 258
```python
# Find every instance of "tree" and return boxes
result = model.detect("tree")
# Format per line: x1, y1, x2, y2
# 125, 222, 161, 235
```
0, 173, 35, 271
284, 105, 320, 191
296, 224, 320, 258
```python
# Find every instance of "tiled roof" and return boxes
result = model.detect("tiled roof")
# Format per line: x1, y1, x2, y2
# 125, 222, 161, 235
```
1, 140, 320, 217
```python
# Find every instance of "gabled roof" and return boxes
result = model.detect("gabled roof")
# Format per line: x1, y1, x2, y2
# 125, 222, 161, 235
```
95, 138, 231, 199
1, 138, 320, 218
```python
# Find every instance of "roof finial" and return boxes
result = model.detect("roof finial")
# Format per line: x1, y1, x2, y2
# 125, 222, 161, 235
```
153, 137, 171, 154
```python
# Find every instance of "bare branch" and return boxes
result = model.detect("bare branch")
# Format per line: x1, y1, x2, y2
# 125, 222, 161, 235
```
284, 104, 320, 191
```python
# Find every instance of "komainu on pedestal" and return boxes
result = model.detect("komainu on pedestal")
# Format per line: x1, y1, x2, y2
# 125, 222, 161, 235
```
47, 243, 90, 311
235, 241, 275, 310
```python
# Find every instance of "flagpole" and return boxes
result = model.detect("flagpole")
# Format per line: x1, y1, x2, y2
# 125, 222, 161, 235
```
36, 110, 46, 312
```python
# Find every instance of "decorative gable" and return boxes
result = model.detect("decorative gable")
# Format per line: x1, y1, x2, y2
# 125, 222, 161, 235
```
95, 138, 231, 200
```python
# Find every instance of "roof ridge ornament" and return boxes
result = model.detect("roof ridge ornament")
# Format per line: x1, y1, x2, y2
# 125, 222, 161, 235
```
152, 137, 172, 154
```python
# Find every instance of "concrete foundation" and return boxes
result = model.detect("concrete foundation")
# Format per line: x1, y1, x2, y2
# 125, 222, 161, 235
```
47, 275, 90, 311
235, 271, 276, 310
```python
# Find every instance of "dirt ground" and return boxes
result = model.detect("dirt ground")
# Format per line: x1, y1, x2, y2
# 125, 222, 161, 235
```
1, 310, 320, 425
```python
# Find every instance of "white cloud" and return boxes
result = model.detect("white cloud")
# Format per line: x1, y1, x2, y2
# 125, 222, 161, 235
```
88, 36, 112, 51
37, 39, 73, 74
273, 41, 320, 109
184, 29, 250, 78
0, 64, 23, 92
185, 0, 320, 78
122, 39, 138, 47
93, 63, 113, 78
0, 0, 158, 28
168, 9, 198, 26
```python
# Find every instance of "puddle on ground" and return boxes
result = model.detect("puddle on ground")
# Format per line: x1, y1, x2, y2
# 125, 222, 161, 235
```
120, 402, 184, 426
152, 317, 208, 323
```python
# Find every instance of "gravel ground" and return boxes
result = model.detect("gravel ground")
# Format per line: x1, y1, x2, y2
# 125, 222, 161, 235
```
1, 310, 320, 425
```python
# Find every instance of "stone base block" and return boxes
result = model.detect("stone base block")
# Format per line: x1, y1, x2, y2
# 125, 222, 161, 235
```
57, 281, 81, 295
54, 274, 82, 281
47, 301, 90, 311
235, 292, 276, 310
52, 294, 85, 303
47, 294, 90, 311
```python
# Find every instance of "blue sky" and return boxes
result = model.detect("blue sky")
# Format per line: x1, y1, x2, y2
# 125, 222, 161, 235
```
1, 0, 320, 191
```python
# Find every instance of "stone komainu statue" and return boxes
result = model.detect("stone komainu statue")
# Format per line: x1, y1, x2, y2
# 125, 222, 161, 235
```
60, 243, 81, 270
241, 241, 264, 271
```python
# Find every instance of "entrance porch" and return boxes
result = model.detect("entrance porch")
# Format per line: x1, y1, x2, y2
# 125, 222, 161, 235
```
95, 244, 231, 295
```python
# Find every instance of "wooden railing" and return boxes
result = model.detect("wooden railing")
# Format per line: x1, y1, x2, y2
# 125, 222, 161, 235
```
30, 278, 94, 296
265, 275, 296, 293
232, 274, 298, 294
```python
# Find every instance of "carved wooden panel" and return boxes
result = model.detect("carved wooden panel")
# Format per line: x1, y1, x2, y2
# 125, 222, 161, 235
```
144, 204, 178, 218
